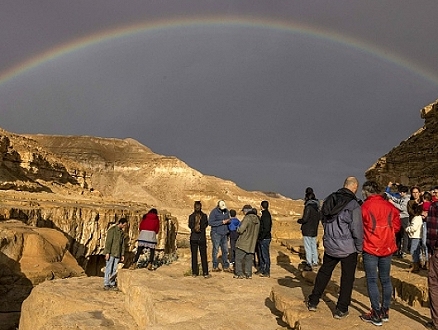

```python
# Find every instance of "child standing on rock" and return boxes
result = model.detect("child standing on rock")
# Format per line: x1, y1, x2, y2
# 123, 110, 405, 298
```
228, 209, 241, 270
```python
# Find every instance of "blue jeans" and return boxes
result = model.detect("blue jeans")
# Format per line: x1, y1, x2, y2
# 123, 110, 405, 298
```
362, 252, 392, 311
303, 236, 318, 266
410, 238, 421, 263
104, 255, 119, 286
211, 231, 229, 269
258, 239, 271, 275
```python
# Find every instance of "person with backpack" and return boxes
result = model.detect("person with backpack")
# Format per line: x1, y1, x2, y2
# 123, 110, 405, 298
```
360, 181, 401, 326
307, 176, 363, 319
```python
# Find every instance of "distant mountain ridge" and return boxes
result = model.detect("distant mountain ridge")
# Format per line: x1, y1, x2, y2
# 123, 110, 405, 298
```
0, 128, 302, 221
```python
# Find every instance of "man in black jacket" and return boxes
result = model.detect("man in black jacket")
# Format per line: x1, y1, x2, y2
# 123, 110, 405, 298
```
257, 200, 272, 277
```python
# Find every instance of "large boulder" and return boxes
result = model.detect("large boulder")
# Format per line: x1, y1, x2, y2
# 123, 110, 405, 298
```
0, 220, 84, 330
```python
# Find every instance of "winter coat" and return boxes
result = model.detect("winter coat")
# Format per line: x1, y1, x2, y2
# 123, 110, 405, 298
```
188, 211, 209, 242
236, 213, 260, 253
321, 188, 363, 258
297, 199, 320, 237
406, 215, 422, 239
258, 209, 272, 240
361, 194, 401, 257
208, 207, 230, 235
103, 225, 125, 258
139, 213, 160, 233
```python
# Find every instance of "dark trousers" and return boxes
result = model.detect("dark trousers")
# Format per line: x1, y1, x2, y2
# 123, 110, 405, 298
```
396, 217, 410, 254
133, 246, 155, 265
229, 231, 239, 264
235, 248, 254, 277
308, 252, 358, 313
190, 239, 209, 276
429, 249, 438, 327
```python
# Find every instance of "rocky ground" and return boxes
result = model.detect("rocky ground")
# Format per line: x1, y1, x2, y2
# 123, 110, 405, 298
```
19, 239, 432, 330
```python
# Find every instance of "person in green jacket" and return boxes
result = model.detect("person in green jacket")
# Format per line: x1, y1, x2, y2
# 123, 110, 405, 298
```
234, 208, 260, 279
103, 218, 128, 290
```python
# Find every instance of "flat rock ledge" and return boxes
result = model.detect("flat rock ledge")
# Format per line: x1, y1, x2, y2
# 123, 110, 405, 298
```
19, 241, 432, 330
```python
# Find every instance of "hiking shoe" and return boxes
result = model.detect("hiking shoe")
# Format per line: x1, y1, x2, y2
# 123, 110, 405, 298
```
380, 307, 389, 322
306, 301, 317, 312
360, 309, 382, 326
203, 274, 212, 279
303, 264, 313, 271
103, 285, 111, 291
223, 267, 234, 273
233, 275, 245, 279
246, 275, 252, 279
212, 268, 221, 272
259, 273, 270, 278
333, 309, 349, 319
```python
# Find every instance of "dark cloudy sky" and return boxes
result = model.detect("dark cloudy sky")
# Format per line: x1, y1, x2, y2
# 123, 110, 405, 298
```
1, 1, 437, 200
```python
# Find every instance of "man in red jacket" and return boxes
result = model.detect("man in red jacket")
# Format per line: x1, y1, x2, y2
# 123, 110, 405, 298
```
360, 181, 401, 326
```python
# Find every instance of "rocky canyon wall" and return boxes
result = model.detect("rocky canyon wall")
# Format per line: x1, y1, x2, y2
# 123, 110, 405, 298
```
366, 99, 438, 190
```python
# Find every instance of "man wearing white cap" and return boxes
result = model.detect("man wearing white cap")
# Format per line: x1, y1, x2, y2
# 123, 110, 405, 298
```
209, 200, 232, 272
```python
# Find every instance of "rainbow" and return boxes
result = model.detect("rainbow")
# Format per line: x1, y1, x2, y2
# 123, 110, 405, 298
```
1, 16, 437, 86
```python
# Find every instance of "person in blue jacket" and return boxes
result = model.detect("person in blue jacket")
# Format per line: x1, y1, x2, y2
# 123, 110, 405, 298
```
228, 209, 241, 269
208, 200, 232, 272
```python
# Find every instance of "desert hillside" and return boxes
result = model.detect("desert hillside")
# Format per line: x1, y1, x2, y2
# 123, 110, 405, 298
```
0, 127, 303, 224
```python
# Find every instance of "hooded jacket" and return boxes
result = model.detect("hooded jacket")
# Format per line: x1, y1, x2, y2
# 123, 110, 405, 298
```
236, 212, 260, 253
321, 188, 363, 258
298, 199, 320, 237
361, 194, 401, 256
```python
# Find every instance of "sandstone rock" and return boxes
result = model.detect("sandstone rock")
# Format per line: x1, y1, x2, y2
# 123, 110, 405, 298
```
366, 98, 438, 189
0, 221, 85, 330
19, 276, 137, 330
19, 241, 432, 330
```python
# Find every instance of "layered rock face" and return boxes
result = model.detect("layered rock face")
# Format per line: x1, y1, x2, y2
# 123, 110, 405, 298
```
366, 99, 438, 189
0, 221, 85, 330
0, 200, 178, 275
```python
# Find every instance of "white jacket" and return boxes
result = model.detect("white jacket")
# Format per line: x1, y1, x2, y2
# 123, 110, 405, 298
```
405, 215, 422, 239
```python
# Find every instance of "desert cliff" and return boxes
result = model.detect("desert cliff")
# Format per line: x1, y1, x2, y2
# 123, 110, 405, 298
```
366, 98, 438, 189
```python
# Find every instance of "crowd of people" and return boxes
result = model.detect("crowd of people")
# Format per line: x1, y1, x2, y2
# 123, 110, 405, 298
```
101, 178, 438, 329
304, 177, 438, 329
188, 199, 272, 279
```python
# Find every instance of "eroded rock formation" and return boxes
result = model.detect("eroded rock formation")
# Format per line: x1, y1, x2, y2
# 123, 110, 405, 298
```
0, 221, 85, 330
366, 99, 438, 189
